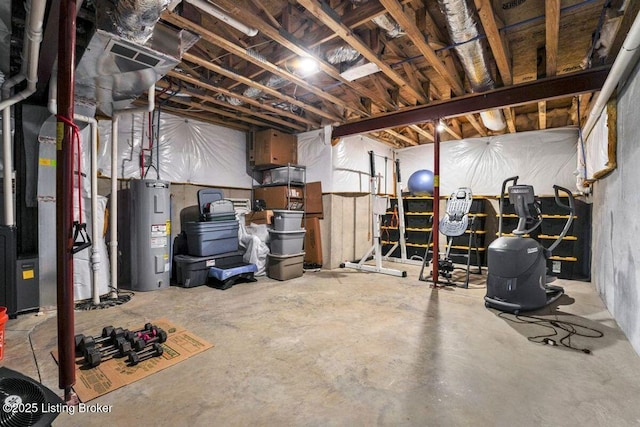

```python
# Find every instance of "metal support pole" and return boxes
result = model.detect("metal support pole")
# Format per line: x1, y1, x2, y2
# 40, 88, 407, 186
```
56, 0, 77, 403
432, 122, 440, 287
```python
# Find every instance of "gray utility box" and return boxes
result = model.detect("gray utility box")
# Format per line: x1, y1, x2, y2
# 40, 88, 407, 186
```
117, 179, 171, 291
185, 220, 239, 257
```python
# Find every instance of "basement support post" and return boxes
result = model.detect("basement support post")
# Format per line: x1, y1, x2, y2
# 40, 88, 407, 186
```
432, 122, 440, 287
56, 0, 77, 403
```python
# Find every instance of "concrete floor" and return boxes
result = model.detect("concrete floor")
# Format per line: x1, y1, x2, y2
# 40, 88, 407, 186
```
4, 263, 640, 426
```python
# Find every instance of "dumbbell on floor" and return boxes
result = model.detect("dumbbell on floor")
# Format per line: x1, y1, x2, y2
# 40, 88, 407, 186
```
84, 338, 133, 368
74, 326, 115, 355
128, 343, 164, 366
78, 327, 126, 354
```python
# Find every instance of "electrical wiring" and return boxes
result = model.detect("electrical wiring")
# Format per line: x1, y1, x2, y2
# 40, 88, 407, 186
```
498, 312, 604, 354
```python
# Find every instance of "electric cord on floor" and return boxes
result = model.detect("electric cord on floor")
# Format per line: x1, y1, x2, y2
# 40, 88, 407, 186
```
498, 312, 604, 354
27, 325, 42, 384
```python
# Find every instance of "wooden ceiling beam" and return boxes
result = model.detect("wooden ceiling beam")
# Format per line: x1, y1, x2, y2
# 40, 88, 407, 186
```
158, 104, 251, 131
409, 124, 434, 142
182, 52, 334, 123
163, 11, 354, 121
166, 71, 313, 130
545, 0, 561, 78
160, 96, 284, 131
464, 114, 487, 137
379, 0, 465, 96
384, 129, 419, 146
503, 107, 517, 133
474, 0, 512, 86
212, 0, 396, 112
296, 0, 428, 104
538, 101, 547, 130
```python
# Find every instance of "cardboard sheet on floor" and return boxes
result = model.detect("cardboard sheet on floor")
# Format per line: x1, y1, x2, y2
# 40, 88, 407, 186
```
51, 319, 213, 402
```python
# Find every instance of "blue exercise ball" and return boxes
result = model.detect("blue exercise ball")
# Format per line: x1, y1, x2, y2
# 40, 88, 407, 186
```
408, 169, 434, 195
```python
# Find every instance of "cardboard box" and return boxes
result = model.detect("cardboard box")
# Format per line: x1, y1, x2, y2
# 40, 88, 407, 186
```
245, 210, 273, 225
303, 217, 322, 267
254, 186, 304, 210
305, 181, 323, 217
251, 129, 297, 167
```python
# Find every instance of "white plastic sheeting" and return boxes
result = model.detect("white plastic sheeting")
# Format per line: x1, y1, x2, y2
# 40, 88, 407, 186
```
73, 195, 110, 301
296, 128, 333, 189
331, 135, 395, 193
396, 128, 579, 195
97, 111, 252, 188
580, 106, 612, 182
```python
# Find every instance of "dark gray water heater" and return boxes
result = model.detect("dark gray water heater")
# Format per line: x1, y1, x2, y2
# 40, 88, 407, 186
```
118, 179, 171, 291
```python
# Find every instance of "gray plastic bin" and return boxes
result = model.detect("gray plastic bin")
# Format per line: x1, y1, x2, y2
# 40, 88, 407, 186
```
174, 252, 244, 287
267, 252, 305, 280
272, 210, 304, 231
185, 220, 239, 256
268, 228, 306, 255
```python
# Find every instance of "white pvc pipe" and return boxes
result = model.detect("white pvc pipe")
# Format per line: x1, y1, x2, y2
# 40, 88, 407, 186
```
48, 68, 102, 305
109, 85, 156, 298
0, 0, 46, 226
2, 108, 11, 226
577, 11, 640, 189
184, 0, 258, 37
583, 13, 640, 141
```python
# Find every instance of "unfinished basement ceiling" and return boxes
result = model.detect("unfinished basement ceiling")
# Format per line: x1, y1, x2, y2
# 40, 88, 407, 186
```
54, 0, 636, 146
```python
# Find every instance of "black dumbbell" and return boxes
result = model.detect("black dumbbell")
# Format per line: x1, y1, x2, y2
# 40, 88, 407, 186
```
128, 343, 164, 366
74, 326, 115, 354
79, 327, 126, 354
85, 339, 133, 368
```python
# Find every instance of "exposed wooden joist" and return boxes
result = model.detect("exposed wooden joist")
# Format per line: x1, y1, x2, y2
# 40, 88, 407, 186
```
163, 11, 354, 121
211, 0, 396, 112
474, 0, 512, 86
332, 67, 609, 138
296, 0, 428, 104
409, 124, 434, 142
166, 71, 312, 130
464, 114, 487, 137
379, 0, 465, 96
250, 0, 280, 28
503, 107, 517, 133
182, 52, 335, 123
162, 106, 251, 131
538, 101, 547, 130
155, 80, 301, 131
384, 129, 419, 146
545, 0, 561, 77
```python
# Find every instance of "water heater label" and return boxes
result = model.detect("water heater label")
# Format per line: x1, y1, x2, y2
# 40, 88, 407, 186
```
150, 237, 167, 248
151, 224, 168, 237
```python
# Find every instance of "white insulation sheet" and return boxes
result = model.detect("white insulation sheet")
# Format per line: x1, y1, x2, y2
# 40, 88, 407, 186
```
580, 105, 613, 182
97, 112, 252, 188
331, 135, 395, 193
396, 128, 579, 195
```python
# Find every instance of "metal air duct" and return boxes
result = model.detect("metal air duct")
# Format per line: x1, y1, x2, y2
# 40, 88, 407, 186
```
74, 0, 199, 116
438, 0, 506, 131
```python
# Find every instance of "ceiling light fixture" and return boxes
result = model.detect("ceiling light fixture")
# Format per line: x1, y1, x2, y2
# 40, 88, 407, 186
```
295, 57, 320, 77
436, 121, 445, 132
